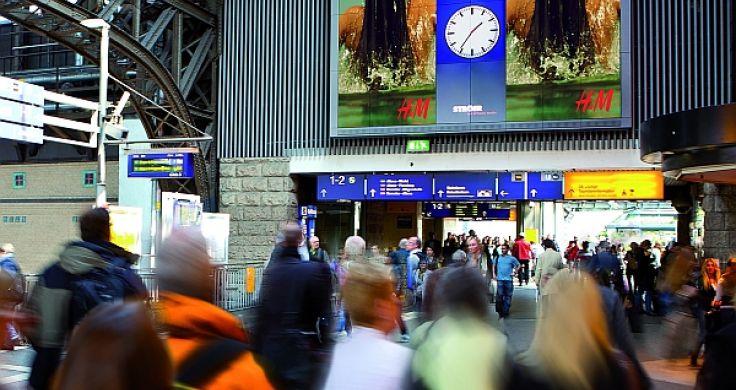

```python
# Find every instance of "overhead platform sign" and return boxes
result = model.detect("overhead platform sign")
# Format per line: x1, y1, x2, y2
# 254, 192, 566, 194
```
564, 171, 664, 200
434, 173, 495, 200
317, 174, 365, 201
0, 75, 44, 144
367, 174, 433, 200
497, 172, 563, 200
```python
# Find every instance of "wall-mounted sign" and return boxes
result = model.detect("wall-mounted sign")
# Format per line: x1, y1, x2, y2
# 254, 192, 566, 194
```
496, 172, 527, 199
317, 174, 365, 200
434, 173, 496, 200
564, 171, 664, 200
128, 152, 195, 178
366, 174, 433, 200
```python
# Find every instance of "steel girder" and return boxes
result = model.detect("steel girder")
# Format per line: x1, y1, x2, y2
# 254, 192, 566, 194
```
0, 0, 219, 210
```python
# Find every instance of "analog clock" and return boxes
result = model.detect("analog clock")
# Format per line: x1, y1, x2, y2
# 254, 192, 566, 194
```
444, 5, 500, 59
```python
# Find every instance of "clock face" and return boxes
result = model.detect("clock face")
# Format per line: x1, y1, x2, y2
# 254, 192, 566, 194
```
444, 5, 500, 59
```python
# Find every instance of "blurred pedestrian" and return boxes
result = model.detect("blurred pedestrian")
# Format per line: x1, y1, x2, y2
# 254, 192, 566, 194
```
27, 208, 146, 390
409, 265, 513, 389
254, 222, 333, 389
413, 259, 431, 312
156, 228, 272, 389
695, 321, 736, 390
324, 262, 411, 389
0, 243, 24, 349
516, 269, 647, 390
53, 302, 172, 390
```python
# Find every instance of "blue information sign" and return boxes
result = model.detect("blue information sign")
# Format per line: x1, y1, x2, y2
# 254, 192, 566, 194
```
526, 172, 563, 200
423, 202, 454, 218
434, 173, 496, 201
317, 174, 365, 201
127, 152, 194, 178
496, 172, 527, 200
366, 174, 433, 200
480, 207, 512, 220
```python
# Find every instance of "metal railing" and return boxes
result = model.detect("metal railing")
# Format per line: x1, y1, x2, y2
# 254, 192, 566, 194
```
21, 262, 266, 312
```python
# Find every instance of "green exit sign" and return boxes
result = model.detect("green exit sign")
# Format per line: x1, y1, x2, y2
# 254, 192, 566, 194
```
407, 139, 430, 153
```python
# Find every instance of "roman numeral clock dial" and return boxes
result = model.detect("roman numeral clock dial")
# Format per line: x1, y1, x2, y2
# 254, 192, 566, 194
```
445, 5, 500, 59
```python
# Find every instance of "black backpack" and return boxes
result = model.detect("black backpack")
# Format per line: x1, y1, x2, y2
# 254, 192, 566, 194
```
68, 261, 129, 327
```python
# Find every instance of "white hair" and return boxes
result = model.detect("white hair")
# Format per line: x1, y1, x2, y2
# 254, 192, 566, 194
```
399, 238, 408, 249
345, 236, 366, 259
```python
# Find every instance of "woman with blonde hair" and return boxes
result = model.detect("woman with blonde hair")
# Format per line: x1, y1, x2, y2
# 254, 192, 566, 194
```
516, 269, 645, 390
691, 258, 721, 366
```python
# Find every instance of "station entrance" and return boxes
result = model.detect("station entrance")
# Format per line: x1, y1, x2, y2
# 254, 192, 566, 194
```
303, 170, 684, 260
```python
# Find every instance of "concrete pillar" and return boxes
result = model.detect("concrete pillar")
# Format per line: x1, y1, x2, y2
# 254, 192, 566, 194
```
702, 184, 736, 264
219, 158, 296, 262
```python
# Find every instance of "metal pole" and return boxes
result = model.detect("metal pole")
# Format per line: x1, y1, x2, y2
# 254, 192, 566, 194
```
96, 25, 109, 207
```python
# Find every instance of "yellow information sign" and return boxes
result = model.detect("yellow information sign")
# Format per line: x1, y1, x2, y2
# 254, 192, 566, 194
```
564, 171, 664, 200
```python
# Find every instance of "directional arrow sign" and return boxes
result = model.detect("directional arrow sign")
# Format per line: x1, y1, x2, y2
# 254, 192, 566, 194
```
437, 190, 445, 198
316, 174, 365, 201
496, 173, 526, 200
369, 189, 377, 198
526, 172, 563, 200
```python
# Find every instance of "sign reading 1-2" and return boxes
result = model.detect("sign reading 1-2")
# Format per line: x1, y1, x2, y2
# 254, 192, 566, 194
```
317, 174, 364, 201
445, 5, 500, 59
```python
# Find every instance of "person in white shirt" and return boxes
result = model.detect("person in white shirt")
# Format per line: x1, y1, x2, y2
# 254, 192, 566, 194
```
323, 262, 412, 390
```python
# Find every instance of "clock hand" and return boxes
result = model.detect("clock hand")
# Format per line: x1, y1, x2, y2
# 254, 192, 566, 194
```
460, 22, 484, 51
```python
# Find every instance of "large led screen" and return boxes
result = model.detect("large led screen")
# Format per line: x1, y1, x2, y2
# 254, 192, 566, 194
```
331, 0, 630, 136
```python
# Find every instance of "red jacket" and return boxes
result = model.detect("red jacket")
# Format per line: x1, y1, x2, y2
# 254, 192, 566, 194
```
513, 239, 532, 260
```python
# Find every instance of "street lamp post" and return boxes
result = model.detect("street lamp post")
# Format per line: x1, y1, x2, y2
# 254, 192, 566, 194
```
81, 18, 110, 207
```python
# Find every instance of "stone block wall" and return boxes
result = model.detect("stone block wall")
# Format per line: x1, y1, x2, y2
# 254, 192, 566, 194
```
702, 184, 736, 263
219, 158, 296, 262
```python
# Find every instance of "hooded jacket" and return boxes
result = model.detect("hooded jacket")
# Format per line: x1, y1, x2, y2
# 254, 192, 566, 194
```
160, 292, 274, 389
27, 240, 145, 348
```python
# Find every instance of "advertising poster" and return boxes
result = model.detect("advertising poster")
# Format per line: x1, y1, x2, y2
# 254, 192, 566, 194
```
109, 206, 143, 255
336, 0, 624, 131
161, 192, 202, 241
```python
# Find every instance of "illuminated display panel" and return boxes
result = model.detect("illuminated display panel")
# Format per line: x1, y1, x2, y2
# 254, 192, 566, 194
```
331, 0, 631, 136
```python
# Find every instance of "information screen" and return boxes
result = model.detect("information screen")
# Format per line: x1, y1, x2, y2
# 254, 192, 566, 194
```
127, 152, 195, 179
331, 0, 630, 136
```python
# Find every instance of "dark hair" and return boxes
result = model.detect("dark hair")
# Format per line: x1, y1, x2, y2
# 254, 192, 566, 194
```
433, 266, 488, 319
542, 239, 556, 250
53, 302, 172, 390
79, 208, 111, 242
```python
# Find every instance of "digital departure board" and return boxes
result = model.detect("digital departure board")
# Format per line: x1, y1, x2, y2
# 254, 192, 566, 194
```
127, 152, 195, 179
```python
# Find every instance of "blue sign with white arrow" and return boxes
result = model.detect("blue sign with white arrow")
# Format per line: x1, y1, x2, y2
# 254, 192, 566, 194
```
366, 174, 433, 200
526, 171, 563, 200
317, 174, 365, 201
434, 173, 496, 201
496, 172, 527, 200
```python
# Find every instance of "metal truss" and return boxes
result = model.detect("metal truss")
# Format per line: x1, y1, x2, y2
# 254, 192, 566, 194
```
0, 0, 219, 210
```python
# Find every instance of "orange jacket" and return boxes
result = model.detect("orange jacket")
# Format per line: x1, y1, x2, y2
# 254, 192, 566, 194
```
159, 292, 274, 390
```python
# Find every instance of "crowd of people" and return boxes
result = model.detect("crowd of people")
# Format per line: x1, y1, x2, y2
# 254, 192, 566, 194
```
2, 210, 736, 389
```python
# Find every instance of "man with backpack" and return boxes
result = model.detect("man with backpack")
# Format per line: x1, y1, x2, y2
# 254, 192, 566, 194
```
0, 243, 24, 349
27, 208, 146, 390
